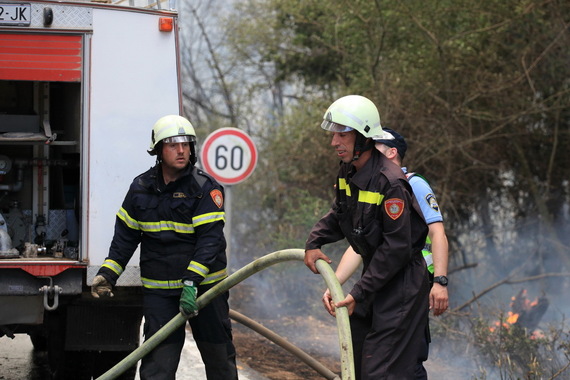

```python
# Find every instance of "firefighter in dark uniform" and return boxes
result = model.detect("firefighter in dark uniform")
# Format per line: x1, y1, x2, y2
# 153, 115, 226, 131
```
91, 115, 238, 380
304, 95, 430, 379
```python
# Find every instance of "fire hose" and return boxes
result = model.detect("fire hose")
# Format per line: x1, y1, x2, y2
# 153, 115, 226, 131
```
229, 309, 340, 380
96, 249, 354, 380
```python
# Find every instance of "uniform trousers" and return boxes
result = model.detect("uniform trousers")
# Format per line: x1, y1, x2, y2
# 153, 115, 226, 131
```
349, 255, 430, 380
139, 284, 238, 380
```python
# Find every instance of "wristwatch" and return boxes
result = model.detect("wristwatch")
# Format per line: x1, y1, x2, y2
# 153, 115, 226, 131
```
433, 276, 448, 287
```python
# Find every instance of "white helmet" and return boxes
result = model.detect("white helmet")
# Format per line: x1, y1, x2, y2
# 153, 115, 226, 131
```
148, 115, 198, 164
148, 115, 196, 156
321, 95, 383, 138
322, 95, 386, 161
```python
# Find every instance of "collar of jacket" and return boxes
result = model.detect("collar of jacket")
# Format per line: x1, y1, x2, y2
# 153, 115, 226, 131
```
146, 164, 194, 192
346, 149, 386, 189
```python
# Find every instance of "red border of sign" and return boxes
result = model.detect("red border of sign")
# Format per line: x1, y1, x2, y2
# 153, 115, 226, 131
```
200, 128, 258, 185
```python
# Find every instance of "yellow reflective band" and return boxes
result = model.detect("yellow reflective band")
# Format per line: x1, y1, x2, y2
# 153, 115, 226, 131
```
187, 261, 209, 277
138, 220, 194, 234
338, 178, 351, 197
201, 269, 228, 285
117, 208, 140, 230
140, 277, 183, 289
141, 270, 228, 289
192, 212, 225, 228
422, 250, 434, 274
102, 259, 124, 276
117, 207, 197, 234
358, 190, 384, 205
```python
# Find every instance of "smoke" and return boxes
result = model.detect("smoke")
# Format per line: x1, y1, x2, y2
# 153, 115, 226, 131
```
226, 174, 570, 377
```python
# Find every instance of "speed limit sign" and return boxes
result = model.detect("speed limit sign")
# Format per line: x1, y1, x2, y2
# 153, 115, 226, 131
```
200, 128, 258, 185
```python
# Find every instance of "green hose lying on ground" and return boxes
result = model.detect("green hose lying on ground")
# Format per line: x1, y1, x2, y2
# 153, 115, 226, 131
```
96, 248, 354, 380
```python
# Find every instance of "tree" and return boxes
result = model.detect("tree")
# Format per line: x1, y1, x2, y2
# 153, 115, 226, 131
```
225, 0, 570, 281
179, 1, 570, 375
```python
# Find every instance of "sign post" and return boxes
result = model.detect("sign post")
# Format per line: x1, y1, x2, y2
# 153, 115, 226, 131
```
200, 128, 258, 262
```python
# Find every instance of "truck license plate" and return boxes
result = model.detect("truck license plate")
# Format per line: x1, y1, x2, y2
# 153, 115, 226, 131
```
0, 3, 31, 26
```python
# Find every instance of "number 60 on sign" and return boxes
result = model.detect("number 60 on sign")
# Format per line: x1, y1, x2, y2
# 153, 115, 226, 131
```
200, 128, 258, 185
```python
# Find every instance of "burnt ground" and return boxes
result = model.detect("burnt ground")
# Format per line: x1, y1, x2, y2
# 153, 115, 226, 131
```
228, 280, 477, 380
231, 312, 474, 380
232, 315, 341, 380
230, 280, 343, 380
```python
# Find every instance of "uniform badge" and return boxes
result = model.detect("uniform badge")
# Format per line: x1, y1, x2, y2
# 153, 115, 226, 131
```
425, 193, 439, 212
210, 189, 224, 209
385, 198, 405, 220
173, 192, 186, 198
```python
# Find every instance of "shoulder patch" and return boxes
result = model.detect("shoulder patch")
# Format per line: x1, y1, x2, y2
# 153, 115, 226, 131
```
210, 189, 224, 209
425, 193, 439, 212
385, 198, 405, 220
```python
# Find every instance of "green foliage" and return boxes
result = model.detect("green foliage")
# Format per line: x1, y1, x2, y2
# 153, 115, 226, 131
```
227, 95, 345, 265
226, 0, 570, 276
264, 187, 332, 250
182, 2, 570, 369
186, 5, 570, 375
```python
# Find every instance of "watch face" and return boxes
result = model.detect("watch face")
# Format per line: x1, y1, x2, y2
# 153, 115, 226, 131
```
436, 276, 448, 286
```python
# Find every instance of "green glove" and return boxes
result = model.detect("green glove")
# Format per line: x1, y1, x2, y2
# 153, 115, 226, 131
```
91, 275, 114, 298
179, 280, 198, 318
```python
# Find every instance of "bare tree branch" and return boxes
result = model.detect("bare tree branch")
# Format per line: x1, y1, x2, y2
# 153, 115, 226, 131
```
453, 272, 570, 312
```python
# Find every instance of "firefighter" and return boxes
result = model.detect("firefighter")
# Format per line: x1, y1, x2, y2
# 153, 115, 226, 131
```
304, 95, 430, 379
91, 115, 238, 380
322, 128, 449, 379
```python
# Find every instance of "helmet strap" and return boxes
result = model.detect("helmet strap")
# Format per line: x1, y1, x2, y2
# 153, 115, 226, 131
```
352, 135, 373, 162
190, 143, 197, 165
155, 141, 163, 162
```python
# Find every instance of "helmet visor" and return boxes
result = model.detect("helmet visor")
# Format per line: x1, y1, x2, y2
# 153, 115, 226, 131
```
321, 120, 353, 133
162, 135, 196, 144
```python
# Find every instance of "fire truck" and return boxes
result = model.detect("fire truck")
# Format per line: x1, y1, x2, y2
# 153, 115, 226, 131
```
0, 1, 182, 378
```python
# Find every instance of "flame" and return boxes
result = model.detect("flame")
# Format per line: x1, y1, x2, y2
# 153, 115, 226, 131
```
489, 319, 510, 332
506, 311, 519, 324
529, 298, 539, 307
489, 289, 545, 334
488, 310, 520, 332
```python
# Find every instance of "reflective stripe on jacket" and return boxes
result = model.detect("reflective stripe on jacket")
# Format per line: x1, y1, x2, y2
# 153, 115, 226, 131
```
98, 165, 228, 288
306, 150, 428, 302
422, 234, 434, 274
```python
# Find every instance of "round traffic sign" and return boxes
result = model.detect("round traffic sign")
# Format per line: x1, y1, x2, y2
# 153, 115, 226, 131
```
200, 128, 258, 185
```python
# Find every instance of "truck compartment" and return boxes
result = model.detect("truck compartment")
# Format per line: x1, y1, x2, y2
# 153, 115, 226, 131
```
0, 80, 81, 261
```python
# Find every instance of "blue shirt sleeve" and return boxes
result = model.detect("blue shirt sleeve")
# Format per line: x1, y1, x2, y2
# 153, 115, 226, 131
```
408, 175, 443, 225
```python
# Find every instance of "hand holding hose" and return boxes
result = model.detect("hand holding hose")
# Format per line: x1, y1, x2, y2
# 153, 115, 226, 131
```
304, 249, 332, 274
322, 288, 336, 316
335, 294, 356, 316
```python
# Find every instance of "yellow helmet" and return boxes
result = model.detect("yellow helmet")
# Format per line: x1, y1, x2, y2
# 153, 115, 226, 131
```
148, 115, 196, 156
321, 95, 383, 138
